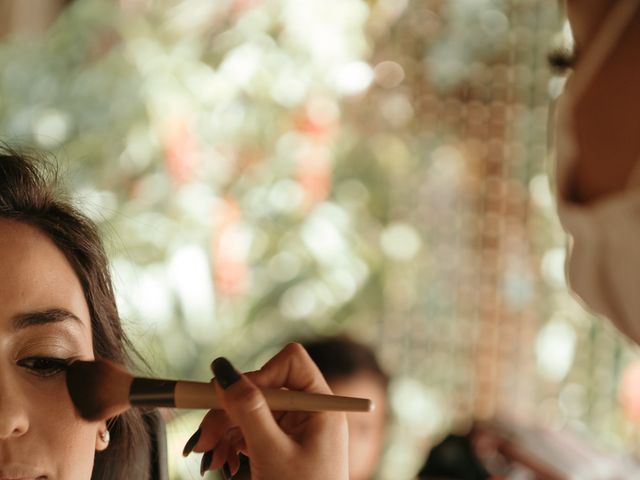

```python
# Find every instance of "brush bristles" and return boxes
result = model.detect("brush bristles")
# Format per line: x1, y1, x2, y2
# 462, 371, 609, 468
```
66, 360, 133, 421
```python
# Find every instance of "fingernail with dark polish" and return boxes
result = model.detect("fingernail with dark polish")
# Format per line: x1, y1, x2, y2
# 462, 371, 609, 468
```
222, 463, 233, 480
182, 428, 201, 457
200, 449, 214, 477
212, 357, 241, 389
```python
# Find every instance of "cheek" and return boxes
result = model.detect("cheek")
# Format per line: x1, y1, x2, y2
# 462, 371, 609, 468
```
347, 418, 384, 478
27, 377, 98, 479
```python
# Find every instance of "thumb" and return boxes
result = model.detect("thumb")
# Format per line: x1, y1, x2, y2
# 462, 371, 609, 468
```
211, 357, 287, 452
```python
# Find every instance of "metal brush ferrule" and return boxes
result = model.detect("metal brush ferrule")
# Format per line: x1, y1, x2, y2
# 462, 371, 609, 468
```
129, 378, 178, 407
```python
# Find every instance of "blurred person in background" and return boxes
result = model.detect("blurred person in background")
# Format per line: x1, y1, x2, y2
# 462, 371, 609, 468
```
302, 336, 389, 480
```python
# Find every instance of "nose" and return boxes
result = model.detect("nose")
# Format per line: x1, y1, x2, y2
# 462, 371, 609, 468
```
0, 370, 29, 439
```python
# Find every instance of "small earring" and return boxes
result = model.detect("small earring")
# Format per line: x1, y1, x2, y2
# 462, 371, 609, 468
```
100, 430, 110, 445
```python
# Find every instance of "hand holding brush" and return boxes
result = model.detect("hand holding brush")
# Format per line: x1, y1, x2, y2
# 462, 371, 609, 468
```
66, 344, 354, 479
66, 357, 373, 421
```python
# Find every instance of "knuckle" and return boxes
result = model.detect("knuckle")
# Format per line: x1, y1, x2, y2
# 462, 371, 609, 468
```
232, 384, 266, 413
283, 341, 307, 357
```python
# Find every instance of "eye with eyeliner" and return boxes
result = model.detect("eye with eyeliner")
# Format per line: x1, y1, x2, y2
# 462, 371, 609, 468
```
17, 356, 73, 377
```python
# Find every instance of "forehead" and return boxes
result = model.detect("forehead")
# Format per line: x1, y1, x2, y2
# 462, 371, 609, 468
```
0, 218, 91, 331
331, 375, 387, 407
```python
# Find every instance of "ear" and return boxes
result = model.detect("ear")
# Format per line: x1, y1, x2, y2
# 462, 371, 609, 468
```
95, 422, 109, 451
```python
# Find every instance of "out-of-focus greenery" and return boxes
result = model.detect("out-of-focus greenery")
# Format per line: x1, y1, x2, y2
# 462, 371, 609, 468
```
1, 0, 638, 478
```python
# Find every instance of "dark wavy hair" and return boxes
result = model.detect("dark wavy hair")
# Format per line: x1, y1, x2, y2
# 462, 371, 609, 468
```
302, 336, 389, 390
0, 145, 151, 479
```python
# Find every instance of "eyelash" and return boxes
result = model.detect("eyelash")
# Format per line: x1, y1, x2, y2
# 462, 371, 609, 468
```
17, 357, 72, 377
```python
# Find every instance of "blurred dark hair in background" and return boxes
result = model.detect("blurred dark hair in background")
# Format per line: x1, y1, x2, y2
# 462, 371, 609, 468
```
301, 336, 389, 390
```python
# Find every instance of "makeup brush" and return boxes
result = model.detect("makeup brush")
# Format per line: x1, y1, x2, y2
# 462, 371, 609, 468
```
66, 360, 373, 421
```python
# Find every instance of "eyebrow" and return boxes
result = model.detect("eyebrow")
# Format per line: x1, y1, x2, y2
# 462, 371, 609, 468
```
12, 308, 84, 330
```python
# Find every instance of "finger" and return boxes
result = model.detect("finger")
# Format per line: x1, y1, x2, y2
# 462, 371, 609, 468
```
202, 426, 244, 475
211, 357, 289, 452
217, 347, 347, 459
185, 410, 233, 455
182, 428, 201, 457
226, 455, 240, 477
226, 427, 246, 454
217, 425, 245, 464
210, 440, 230, 471
245, 342, 333, 395
199, 449, 214, 477
257, 344, 350, 457
276, 411, 309, 437
221, 443, 243, 479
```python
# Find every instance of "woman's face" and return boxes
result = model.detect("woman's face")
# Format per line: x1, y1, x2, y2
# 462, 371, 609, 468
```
0, 219, 107, 480
329, 374, 387, 480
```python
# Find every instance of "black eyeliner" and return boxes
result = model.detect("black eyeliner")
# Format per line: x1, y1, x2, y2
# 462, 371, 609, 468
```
17, 356, 75, 376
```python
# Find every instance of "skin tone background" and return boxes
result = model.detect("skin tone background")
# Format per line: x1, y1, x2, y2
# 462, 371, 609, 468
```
0, 219, 108, 480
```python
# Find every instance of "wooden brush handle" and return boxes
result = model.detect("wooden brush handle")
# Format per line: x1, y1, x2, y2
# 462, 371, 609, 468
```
175, 380, 373, 412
